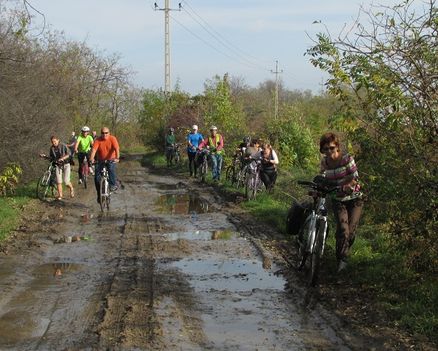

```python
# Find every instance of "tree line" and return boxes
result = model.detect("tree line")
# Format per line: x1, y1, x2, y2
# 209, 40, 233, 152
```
0, 0, 143, 182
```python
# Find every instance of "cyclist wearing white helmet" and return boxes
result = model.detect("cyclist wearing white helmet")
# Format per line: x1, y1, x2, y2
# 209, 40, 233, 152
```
74, 126, 94, 184
198, 125, 224, 181
186, 124, 203, 177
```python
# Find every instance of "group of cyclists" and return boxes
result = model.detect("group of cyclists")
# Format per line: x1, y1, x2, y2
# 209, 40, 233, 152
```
40, 122, 362, 273
166, 124, 279, 191
167, 125, 363, 273
40, 126, 120, 204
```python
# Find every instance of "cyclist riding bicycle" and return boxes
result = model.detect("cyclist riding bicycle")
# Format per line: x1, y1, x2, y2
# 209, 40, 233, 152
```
74, 126, 94, 184
89, 127, 120, 203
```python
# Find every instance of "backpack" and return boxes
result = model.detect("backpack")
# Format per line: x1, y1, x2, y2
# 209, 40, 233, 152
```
286, 200, 312, 236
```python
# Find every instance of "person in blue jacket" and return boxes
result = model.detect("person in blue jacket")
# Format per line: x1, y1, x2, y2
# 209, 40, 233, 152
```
186, 124, 204, 177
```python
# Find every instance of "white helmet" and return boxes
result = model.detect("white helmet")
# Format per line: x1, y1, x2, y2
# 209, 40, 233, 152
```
81, 126, 90, 132
192, 124, 198, 130
210, 125, 217, 131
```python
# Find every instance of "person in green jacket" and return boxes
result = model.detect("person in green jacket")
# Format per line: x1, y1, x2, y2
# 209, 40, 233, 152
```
165, 127, 176, 166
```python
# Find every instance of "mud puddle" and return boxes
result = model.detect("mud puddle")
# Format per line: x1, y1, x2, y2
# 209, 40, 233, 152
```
155, 193, 209, 214
163, 229, 236, 241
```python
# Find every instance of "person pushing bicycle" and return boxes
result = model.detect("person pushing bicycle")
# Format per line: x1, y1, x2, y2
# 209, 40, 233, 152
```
198, 126, 224, 181
319, 132, 363, 272
39, 135, 75, 200
89, 127, 120, 203
74, 126, 94, 184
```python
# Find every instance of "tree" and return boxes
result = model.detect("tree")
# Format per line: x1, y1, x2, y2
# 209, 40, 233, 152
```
307, 0, 438, 272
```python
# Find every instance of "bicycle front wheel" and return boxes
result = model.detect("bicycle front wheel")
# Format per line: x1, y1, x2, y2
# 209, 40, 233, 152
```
309, 220, 326, 287
225, 165, 234, 183
99, 178, 109, 212
245, 173, 256, 200
82, 163, 89, 189
36, 171, 51, 200
297, 216, 312, 270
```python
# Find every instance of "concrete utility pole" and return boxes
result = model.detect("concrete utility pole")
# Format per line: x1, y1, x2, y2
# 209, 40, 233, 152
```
154, 1, 181, 94
270, 60, 283, 119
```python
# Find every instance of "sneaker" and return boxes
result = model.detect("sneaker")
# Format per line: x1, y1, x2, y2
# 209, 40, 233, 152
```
78, 179, 83, 185
337, 260, 347, 273
110, 185, 118, 192
89, 168, 94, 175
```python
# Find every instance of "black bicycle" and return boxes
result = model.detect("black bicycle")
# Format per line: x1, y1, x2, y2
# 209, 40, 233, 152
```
36, 160, 57, 200
294, 177, 337, 286
196, 148, 210, 182
225, 153, 242, 186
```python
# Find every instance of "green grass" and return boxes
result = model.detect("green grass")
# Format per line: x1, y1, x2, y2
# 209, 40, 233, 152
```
121, 144, 149, 154
0, 183, 34, 241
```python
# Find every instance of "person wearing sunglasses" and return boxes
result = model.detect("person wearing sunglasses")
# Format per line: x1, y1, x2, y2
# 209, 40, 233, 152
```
319, 132, 364, 273
90, 127, 120, 203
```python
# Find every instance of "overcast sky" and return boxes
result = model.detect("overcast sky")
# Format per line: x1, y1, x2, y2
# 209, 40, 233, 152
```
27, 0, 408, 94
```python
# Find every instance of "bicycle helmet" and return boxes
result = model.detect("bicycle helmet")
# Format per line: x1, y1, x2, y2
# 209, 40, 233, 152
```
81, 126, 90, 132
192, 124, 198, 130
210, 125, 218, 131
169, 127, 174, 132
243, 136, 250, 144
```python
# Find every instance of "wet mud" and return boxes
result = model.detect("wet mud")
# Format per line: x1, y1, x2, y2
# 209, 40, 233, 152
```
0, 157, 399, 350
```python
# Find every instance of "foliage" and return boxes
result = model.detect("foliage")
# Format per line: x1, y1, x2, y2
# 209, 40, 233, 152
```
0, 163, 22, 196
203, 74, 247, 142
307, 0, 438, 273
266, 116, 318, 169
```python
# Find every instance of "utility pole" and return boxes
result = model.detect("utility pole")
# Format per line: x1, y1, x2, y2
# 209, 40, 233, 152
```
154, 1, 181, 94
270, 60, 283, 119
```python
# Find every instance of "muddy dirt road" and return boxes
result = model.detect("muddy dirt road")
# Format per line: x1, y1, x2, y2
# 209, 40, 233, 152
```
0, 156, 383, 350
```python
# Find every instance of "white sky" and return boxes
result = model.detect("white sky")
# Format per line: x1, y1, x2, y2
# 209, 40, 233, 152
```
25, 0, 418, 94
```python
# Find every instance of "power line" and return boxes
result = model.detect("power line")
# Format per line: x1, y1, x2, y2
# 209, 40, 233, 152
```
181, 0, 270, 72
170, 13, 267, 71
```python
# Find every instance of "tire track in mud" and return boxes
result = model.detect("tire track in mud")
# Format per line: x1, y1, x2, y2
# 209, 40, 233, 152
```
97, 215, 166, 350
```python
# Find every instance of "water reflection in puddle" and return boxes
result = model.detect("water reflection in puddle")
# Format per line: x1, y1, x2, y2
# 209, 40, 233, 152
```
34, 262, 83, 279
171, 258, 285, 292
164, 229, 236, 241
156, 194, 209, 214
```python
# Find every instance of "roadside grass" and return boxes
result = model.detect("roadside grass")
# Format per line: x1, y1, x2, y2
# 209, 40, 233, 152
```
0, 183, 34, 241
121, 144, 149, 154
141, 151, 437, 343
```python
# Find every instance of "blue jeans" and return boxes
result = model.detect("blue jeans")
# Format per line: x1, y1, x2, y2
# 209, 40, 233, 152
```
210, 154, 223, 180
94, 161, 117, 194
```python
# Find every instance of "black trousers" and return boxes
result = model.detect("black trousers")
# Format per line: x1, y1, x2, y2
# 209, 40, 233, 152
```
188, 152, 197, 175
260, 167, 277, 189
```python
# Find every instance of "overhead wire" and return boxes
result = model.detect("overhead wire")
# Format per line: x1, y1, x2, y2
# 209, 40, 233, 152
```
170, 13, 258, 68
181, 0, 271, 72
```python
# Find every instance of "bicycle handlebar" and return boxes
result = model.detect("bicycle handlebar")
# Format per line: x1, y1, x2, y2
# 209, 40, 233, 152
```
297, 179, 339, 194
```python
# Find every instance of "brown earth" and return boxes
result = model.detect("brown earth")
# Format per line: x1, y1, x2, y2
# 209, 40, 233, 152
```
0, 155, 434, 350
